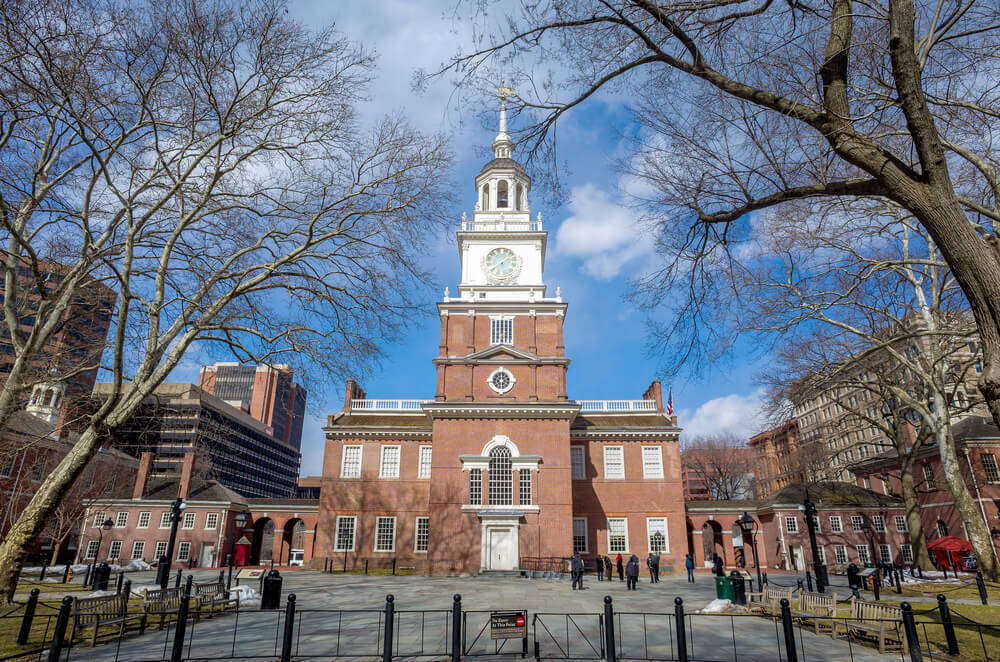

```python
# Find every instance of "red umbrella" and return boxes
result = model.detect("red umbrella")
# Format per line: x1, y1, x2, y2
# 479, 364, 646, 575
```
927, 536, 973, 571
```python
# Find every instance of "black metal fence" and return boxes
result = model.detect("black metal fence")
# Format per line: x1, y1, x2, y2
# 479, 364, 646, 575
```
5, 580, 999, 662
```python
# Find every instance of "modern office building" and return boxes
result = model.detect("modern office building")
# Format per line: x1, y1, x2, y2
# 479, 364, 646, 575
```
198, 363, 307, 450
93, 382, 301, 498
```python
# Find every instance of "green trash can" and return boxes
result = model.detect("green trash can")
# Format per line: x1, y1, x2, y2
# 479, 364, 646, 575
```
715, 575, 735, 601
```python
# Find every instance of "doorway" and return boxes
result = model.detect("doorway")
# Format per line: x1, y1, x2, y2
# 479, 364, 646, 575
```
790, 545, 805, 572
199, 544, 215, 568
488, 528, 516, 570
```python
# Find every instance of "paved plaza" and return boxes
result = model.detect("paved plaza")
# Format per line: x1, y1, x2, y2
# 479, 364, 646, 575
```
57, 569, 916, 661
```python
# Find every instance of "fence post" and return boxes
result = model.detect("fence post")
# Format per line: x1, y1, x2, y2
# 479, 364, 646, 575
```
280, 593, 296, 662
174, 568, 182, 588
116, 571, 124, 594
343, 552, 348, 572
900, 602, 923, 662
976, 571, 989, 605
779, 598, 798, 662
61, 564, 70, 584
796, 578, 803, 593
219, 570, 225, 585
451, 594, 462, 662
170, 575, 194, 662
365, 559, 369, 575
872, 569, 880, 601
382, 595, 395, 662
604, 596, 616, 662
805, 571, 813, 593
17, 588, 40, 645
39, 564, 47, 582
674, 597, 688, 662
45, 595, 73, 662
392, 558, 397, 576
936, 594, 960, 655
83, 564, 92, 587
123, 579, 131, 599
895, 567, 902, 594
762, 572, 768, 586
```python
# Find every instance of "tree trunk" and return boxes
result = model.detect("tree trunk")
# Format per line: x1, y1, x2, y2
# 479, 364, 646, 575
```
900, 461, 933, 570
0, 425, 102, 604
934, 413, 1000, 579
48, 539, 61, 567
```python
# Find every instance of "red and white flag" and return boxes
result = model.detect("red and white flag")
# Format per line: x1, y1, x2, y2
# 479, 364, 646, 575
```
666, 387, 674, 416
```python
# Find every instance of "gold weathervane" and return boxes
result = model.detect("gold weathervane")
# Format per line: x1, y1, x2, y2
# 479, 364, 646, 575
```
496, 79, 516, 101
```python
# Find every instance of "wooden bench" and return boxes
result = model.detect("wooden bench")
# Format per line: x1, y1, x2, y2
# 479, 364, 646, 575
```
839, 597, 907, 654
790, 591, 837, 635
747, 585, 794, 615
193, 580, 240, 617
70, 592, 146, 646
143, 586, 184, 629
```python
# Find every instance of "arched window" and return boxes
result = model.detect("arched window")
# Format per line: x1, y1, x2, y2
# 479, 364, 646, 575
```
481, 184, 489, 210
515, 183, 523, 211
488, 447, 513, 505
497, 180, 509, 208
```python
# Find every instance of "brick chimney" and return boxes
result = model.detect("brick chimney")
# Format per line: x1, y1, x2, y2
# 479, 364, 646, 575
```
343, 379, 365, 412
643, 380, 664, 413
178, 453, 196, 500
133, 452, 154, 500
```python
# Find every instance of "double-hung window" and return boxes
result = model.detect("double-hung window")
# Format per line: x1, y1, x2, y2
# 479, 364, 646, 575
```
641, 446, 663, 479
816, 546, 826, 565
469, 468, 482, 505
84, 540, 100, 559
415, 517, 429, 553
182, 512, 196, 530
131, 541, 145, 560
137, 512, 151, 529
334, 516, 357, 552
92, 511, 106, 527
418, 446, 433, 479
107, 540, 122, 560
177, 542, 191, 562
379, 445, 400, 479
856, 544, 871, 564
570, 446, 586, 480
647, 518, 667, 553
115, 512, 128, 528
603, 446, 624, 479
573, 518, 588, 553
834, 545, 848, 564
519, 470, 532, 505
901, 544, 914, 563
159, 512, 171, 529
872, 515, 886, 533
154, 541, 168, 561
878, 544, 892, 563
205, 513, 219, 530
607, 518, 628, 553
983, 454, 1000, 483
829, 516, 843, 533
490, 317, 513, 345
784, 516, 798, 533
374, 517, 396, 552
341, 445, 362, 478
851, 515, 864, 532
894, 515, 908, 532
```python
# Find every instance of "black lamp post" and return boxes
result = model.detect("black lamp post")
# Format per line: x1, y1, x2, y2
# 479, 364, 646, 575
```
736, 512, 762, 591
803, 499, 828, 593
156, 498, 186, 589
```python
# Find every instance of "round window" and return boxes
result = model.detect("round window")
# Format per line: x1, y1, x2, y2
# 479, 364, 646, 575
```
487, 367, 515, 394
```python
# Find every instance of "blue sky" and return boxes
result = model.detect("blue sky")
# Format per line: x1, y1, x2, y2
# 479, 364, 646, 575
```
170, 1, 769, 475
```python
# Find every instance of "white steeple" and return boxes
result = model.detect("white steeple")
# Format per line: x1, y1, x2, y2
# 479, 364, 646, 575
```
26, 376, 65, 430
492, 100, 513, 159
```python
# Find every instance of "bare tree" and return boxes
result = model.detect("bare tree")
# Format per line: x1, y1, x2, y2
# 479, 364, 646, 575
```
682, 432, 754, 500
431, 0, 1000, 569
0, 0, 453, 602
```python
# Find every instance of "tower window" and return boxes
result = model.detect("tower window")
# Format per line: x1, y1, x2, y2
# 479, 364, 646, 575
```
481, 184, 489, 209
497, 180, 508, 208
490, 318, 513, 345
515, 183, 523, 210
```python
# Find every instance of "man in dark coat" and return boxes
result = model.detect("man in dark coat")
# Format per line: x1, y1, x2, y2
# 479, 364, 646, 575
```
625, 555, 640, 590
685, 554, 695, 583
571, 552, 585, 590
604, 555, 613, 581
616, 554, 624, 581
646, 553, 656, 583
596, 555, 605, 581
713, 553, 724, 577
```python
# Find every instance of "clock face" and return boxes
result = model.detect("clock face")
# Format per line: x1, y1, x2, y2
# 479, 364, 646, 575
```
484, 247, 522, 281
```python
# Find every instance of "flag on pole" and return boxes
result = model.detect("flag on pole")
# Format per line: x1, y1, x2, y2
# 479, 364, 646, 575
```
666, 386, 674, 416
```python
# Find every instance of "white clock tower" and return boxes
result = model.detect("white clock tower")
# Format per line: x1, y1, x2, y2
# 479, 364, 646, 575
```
455, 100, 548, 303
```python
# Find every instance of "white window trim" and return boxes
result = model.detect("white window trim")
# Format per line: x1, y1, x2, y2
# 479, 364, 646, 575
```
340, 445, 363, 479
107, 540, 122, 560
182, 512, 196, 530
414, 516, 429, 554
176, 541, 191, 562
878, 544, 893, 563
379, 445, 401, 479
84, 540, 100, 559
641, 446, 664, 479
646, 517, 669, 554
894, 515, 908, 532
153, 541, 168, 560
205, 513, 219, 530
856, 544, 871, 563
829, 516, 843, 533
374, 516, 396, 553
131, 541, 145, 560
115, 512, 128, 528
418, 446, 433, 479
92, 511, 106, 527
603, 446, 625, 480
834, 544, 848, 565
159, 512, 171, 529
334, 515, 357, 552
137, 512, 151, 529
784, 516, 798, 533
573, 517, 589, 554
607, 517, 629, 554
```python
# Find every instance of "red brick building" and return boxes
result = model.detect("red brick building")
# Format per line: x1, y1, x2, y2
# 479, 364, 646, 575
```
851, 416, 1000, 562
748, 419, 805, 498
313, 104, 686, 575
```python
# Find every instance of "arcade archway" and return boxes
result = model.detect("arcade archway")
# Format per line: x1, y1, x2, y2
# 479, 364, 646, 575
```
251, 517, 275, 565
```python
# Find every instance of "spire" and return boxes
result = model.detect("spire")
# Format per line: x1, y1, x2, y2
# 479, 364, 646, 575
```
493, 80, 516, 159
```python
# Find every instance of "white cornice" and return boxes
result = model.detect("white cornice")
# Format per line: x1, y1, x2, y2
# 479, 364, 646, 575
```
422, 402, 580, 420
570, 428, 680, 439
324, 427, 432, 439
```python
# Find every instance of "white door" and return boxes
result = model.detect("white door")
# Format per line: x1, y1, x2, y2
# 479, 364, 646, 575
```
489, 529, 515, 570
790, 546, 805, 572
199, 544, 215, 568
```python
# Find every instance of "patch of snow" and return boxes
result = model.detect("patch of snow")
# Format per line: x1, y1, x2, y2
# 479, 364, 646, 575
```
84, 590, 118, 598
696, 599, 739, 614
125, 559, 152, 571
230, 585, 261, 607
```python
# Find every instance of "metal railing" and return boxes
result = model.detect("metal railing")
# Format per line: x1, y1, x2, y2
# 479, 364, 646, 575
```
350, 399, 430, 411
461, 220, 542, 232
575, 399, 657, 412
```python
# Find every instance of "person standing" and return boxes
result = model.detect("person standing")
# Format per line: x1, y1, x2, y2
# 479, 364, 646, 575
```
646, 552, 656, 583
604, 555, 613, 582
685, 554, 695, 583
616, 554, 624, 582
571, 552, 585, 590
652, 552, 661, 583
713, 553, 724, 577
625, 554, 639, 590
596, 555, 605, 582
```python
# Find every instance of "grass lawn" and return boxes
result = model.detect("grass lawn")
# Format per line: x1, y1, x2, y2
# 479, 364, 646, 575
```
832, 601, 1000, 661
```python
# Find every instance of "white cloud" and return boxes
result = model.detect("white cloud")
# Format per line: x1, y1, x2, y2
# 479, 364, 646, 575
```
297, 412, 328, 477
555, 183, 654, 280
677, 389, 765, 443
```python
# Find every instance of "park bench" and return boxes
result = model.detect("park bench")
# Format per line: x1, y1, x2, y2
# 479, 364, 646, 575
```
790, 591, 837, 635
143, 586, 185, 629
747, 585, 794, 615
840, 596, 906, 654
70, 592, 146, 646
193, 580, 240, 617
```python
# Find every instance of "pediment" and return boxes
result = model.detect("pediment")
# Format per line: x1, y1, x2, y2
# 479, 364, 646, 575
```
463, 344, 540, 362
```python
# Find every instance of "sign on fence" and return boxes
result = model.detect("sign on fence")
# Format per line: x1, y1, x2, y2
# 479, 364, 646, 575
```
490, 610, 527, 640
